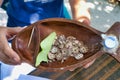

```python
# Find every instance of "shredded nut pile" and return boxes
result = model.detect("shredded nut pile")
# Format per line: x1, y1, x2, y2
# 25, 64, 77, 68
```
48, 34, 89, 63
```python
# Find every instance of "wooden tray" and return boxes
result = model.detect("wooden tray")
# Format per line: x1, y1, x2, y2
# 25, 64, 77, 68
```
12, 18, 108, 71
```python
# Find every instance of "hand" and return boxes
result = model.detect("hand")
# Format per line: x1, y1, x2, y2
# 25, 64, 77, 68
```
0, 27, 23, 65
77, 10, 96, 69
83, 59, 96, 69
69, 59, 96, 71
77, 7, 91, 26
70, 0, 91, 25
69, 0, 96, 70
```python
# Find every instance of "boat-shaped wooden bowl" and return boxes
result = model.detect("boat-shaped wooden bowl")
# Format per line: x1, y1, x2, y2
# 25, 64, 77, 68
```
12, 18, 104, 71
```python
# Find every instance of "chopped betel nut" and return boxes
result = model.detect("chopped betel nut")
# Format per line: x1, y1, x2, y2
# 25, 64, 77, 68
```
48, 34, 89, 63
35, 32, 89, 67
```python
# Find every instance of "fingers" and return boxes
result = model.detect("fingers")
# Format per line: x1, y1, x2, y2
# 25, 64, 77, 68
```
78, 17, 90, 26
82, 19, 90, 26
69, 68, 76, 71
4, 46, 21, 64
83, 59, 96, 69
76, 6, 91, 25
68, 59, 96, 71
0, 50, 20, 65
0, 27, 22, 65
6, 27, 24, 39
8, 27, 23, 33
0, 44, 21, 65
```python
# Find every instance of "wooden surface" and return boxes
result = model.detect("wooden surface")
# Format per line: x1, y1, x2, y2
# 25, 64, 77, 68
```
29, 54, 120, 80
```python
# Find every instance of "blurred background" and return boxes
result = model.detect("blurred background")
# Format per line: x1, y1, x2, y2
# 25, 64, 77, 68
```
0, 0, 120, 80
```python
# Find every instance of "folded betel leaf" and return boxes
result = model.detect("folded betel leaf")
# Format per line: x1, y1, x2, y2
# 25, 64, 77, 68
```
35, 32, 56, 67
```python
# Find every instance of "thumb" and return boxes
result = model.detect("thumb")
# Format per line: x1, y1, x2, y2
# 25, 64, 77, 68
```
78, 17, 90, 26
4, 46, 21, 64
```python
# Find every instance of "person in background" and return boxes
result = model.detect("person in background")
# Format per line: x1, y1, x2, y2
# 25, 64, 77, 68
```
0, 0, 93, 70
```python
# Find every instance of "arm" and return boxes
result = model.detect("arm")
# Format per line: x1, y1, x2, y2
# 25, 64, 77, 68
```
69, 0, 91, 25
0, 0, 3, 6
0, 27, 23, 65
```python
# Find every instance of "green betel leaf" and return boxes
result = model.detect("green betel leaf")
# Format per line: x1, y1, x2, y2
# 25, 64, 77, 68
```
35, 32, 56, 67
